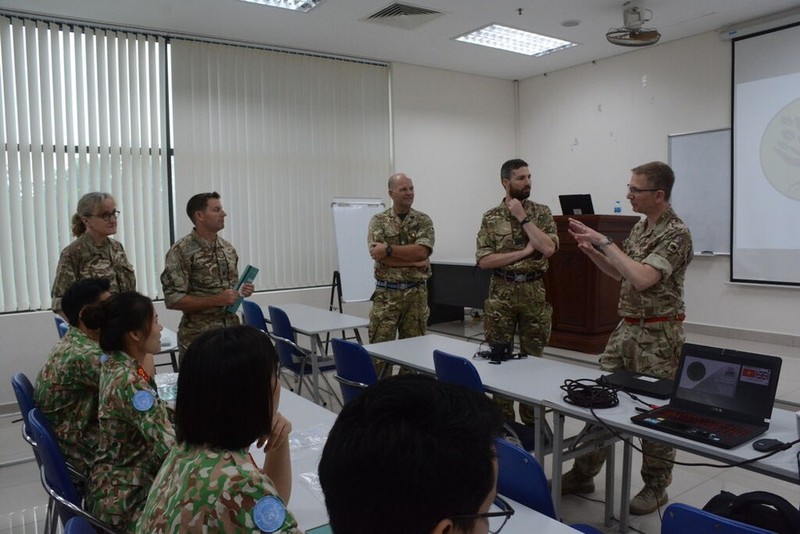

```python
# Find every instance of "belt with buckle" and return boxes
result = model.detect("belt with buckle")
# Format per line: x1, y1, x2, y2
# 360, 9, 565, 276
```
375, 280, 424, 290
493, 270, 544, 283
623, 314, 685, 325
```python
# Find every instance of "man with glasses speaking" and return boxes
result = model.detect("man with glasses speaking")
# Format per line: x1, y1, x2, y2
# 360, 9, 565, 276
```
161, 192, 254, 359
563, 162, 693, 516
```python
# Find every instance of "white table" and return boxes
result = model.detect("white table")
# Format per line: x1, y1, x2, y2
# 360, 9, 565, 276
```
155, 327, 179, 372
254, 388, 585, 534
276, 303, 368, 405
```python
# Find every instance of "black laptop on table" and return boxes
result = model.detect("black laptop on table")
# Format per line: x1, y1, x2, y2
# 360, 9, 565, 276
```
630, 343, 782, 450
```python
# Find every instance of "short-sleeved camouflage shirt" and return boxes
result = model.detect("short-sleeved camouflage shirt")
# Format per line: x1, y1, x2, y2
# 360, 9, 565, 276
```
138, 444, 300, 533
51, 233, 136, 311
160, 229, 241, 351
34, 327, 104, 477
476, 198, 559, 272
368, 207, 435, 283
88, 351, 176, 533
618, 206, 693, 318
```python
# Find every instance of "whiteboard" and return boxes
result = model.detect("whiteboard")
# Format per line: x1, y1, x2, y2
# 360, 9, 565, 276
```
331, 198, 385, 302
668, 129, 731, 254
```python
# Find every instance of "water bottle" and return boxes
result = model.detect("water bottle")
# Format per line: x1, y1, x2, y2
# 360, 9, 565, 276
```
614, 200, 622, 214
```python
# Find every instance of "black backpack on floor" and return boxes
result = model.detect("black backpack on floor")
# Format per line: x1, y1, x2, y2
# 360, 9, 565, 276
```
702, 490, 800, 534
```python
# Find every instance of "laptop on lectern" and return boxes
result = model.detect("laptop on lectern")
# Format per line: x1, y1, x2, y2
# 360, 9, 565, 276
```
630, 343, 782, 449
559, 194, 595, 215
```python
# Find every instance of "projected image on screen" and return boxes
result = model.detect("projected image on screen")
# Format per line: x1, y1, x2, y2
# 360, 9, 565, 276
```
760, 97, 800, 200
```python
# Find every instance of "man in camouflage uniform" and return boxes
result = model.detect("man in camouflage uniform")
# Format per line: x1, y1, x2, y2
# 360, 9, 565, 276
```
368, 173, 434, 374
35, 278, 111, 477
89, 348, 176, 532
161, 192, 254, 359
137, 444, 300, 533
476, 158, 558, 424
563, 161, 693, 515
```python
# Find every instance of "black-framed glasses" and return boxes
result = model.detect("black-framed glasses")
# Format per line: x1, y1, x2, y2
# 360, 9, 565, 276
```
93, 210, 120, 221
446, 496, 515, 534
627, 185, 661, 194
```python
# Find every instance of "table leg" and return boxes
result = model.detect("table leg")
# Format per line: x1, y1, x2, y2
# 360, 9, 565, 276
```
605, 444, 616, 528
551, 411, 565, 517
533, 404, 545, 467
309, 334, 323, 405
619, 438, 632, 533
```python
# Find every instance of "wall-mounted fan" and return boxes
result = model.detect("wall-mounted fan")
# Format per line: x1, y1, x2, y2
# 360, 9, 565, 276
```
606, 1, 661, 47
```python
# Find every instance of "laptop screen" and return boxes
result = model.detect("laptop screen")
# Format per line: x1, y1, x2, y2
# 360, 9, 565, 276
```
558, 194, 594, 215
672, 344, 782, 424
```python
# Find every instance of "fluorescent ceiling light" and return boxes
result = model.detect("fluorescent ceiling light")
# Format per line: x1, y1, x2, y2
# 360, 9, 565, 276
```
455, 24, 577, 56
238, 0, 326, 12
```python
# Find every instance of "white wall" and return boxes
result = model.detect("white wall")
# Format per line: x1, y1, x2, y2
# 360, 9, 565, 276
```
519, 31, 799, 337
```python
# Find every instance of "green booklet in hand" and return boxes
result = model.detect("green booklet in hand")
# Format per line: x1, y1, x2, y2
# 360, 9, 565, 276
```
225, 264, 259, 314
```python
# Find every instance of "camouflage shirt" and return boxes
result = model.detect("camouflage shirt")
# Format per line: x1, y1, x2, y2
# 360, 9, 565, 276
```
161, 229, 241, 351
89, 350, 176, 533
33, 327, 104, 477
51, 233, 136, 312
368, 207, 434, 283
618, 206, 693, 317
137, 444, 300, 533
476, 198, 559, 272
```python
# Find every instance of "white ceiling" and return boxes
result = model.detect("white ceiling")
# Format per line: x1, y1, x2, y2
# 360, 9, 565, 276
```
2, 0, 800, 80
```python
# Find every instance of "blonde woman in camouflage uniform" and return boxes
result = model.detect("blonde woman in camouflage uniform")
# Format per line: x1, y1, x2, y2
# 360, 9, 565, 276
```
34, 278, 111, 478
51, 192, 136, 314
563, 162, 693, 516
82, 291, 176, 532
138, 325, 299, 533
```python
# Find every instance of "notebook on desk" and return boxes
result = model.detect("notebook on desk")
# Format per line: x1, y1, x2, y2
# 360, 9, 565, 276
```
630, 343, 782, 449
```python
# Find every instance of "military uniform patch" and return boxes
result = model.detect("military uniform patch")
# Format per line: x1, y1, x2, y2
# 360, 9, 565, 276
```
253, 495, 287, 532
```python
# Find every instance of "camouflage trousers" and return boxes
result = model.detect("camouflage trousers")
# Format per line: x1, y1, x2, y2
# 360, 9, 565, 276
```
369, 284, 429, 377
178, 312, 241, 362
484, 278, 552, 425
571, 318, 685, 490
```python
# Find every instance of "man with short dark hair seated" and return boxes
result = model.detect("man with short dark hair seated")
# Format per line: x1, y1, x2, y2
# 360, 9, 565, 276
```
318, 374, 506, 534
35, 277, 111, 477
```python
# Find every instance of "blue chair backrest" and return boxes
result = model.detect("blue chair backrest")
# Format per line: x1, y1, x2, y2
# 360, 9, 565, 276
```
433, 350, 484, 393
28, 408, 82, 525
662, 503, 774, 534
242, 300, 268, 332
268, 306, 300, 370
331, 338, 378, 404
11, 373, 37, 442
64, 516, 97, 534
55, 315, 69, 338
495, 437, 556, 519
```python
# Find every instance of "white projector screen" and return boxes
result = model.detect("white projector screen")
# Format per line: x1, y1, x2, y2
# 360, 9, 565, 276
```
732, 22, 800, 285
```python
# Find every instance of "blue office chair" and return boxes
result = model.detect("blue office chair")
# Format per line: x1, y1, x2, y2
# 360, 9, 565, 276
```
63, 516, 97, 534
495, 438, 602, 534
27, 408, 116, 533
330, 338, 378, 404
241, 300, 270, 333
433, 350, 542, 451
662, 503, 775, 534
267, 305, 340, 406
11, 373, 37, 447
54, 315, 69, 338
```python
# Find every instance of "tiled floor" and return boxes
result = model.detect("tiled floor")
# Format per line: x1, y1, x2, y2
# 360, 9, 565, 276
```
2, 322, 798, 534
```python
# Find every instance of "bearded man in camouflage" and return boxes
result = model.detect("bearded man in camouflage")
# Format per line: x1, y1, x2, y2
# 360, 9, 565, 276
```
563, 161, 693, 516
161, 192, 254, 359
476, 159, 558, 426
368, 173, 434, 374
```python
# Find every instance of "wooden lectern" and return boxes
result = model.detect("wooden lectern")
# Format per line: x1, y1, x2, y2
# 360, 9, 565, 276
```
544, 215, 639, 354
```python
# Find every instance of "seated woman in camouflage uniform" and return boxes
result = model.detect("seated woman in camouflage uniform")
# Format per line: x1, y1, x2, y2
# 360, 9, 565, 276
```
137, 325, 299, 533
82, 292, 175, 533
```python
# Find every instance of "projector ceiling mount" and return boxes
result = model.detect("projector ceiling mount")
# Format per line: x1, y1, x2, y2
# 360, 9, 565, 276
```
606, 1, 661, 47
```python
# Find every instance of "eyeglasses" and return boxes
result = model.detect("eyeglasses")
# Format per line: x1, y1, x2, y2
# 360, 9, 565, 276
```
445, 496, 515, 534
627, 185, 661, 194
93, 210, 120, 221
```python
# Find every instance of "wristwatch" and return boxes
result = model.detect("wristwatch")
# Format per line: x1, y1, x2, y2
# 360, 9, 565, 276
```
597, 236, 613, 250
520, 216, 532, 225
385, 244, 393, 257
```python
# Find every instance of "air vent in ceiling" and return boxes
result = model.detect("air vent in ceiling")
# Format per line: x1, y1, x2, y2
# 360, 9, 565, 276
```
365, 3, 444, 30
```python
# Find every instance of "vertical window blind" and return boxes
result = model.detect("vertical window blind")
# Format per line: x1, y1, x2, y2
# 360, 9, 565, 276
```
170, 40, 390, 291
0, 17, 169, 312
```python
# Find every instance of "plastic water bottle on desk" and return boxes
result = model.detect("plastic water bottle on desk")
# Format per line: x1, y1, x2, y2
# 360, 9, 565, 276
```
614, 200, 622, 214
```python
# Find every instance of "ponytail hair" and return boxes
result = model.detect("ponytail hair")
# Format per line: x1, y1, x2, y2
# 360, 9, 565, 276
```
82, 291, 154, 353
72, 192, 114, 237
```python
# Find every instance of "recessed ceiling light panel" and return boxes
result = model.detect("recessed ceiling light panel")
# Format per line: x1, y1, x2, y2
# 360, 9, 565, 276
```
238, 0, 326, 12
455, 24, 577, 56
